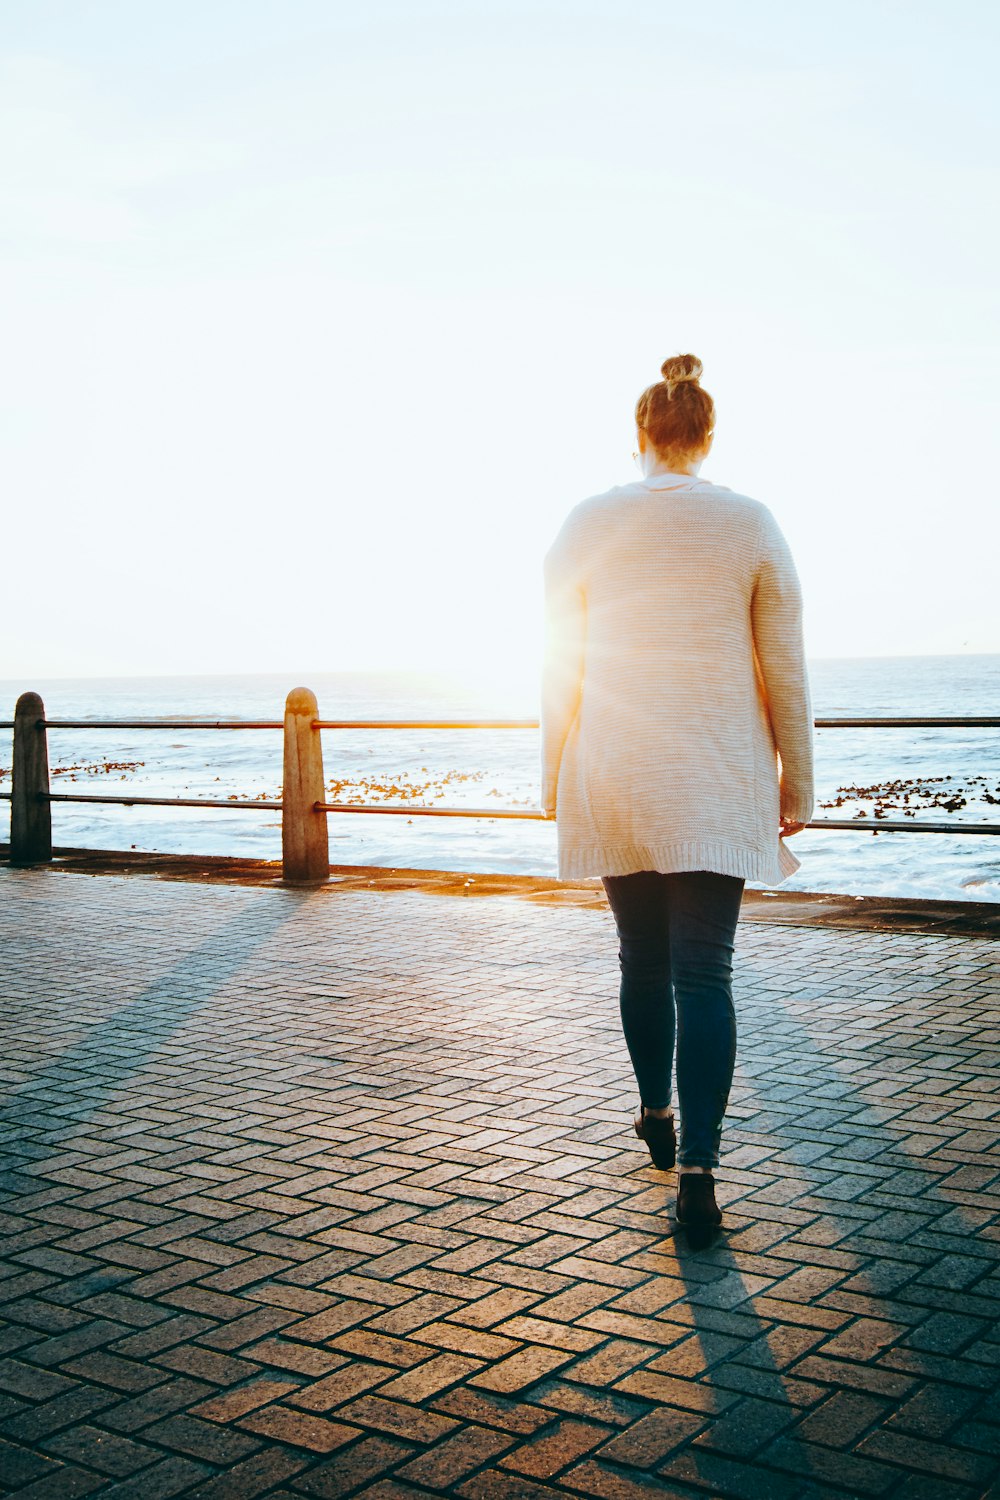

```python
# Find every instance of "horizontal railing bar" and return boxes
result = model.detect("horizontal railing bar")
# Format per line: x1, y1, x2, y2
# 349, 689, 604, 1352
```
812, 717, 1000, 729
317, 801, 550, 820
313, 717, 1000, 730
5, 789, 998, 834
45, 793, 283, 810
315, 803, 1000, 834
4, 715, 998, 733
804, 818, 1000, 835
313, 719, 541, 730
37, 720, 284, 731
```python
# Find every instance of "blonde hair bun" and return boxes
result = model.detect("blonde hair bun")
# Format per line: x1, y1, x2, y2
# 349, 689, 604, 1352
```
660, 353, 703, 388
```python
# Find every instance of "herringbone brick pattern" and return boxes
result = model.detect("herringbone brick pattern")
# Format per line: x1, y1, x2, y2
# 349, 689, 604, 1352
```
1, 868, 998, 1500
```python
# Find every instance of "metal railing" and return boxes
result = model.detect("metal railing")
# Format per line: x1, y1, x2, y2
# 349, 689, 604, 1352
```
2, 691, 998, 882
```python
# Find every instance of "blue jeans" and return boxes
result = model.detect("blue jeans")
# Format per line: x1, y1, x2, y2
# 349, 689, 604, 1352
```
601, 869, 745, 1168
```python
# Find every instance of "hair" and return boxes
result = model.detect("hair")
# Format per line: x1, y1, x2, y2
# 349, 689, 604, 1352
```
635, 353, 715, 461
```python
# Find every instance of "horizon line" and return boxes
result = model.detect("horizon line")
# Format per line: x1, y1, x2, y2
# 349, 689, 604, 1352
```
1, 649, 999, 686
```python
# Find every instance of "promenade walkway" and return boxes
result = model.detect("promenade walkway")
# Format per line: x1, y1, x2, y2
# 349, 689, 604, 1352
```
1, 865, 998, 1499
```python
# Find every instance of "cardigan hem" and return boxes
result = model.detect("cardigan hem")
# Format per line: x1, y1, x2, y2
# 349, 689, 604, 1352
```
557, 838, 801, 885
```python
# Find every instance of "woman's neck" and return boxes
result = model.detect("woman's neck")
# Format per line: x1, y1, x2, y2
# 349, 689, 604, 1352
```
641, 454, 701, 478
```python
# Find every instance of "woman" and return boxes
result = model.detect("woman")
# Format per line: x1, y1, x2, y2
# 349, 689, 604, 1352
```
540, 353, 814, 1248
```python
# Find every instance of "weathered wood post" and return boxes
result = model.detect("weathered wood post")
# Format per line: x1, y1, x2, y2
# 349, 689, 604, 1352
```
11, 692, 52, 864
282, 687, 329, 884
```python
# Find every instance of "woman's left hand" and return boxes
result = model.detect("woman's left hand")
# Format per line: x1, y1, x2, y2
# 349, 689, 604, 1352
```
779, 818, 807, 837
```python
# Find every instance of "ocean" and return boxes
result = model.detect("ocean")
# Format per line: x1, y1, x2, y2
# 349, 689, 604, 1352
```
2, 655, 999, 903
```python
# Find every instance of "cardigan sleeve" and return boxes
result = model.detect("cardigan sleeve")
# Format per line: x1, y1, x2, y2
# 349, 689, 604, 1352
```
540, 516, 587, 816
751, 506, 815, 823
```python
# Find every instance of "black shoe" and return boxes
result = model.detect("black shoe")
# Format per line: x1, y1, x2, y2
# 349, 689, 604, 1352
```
634, 1104, 676, 1170
676, 1171, 722, 1248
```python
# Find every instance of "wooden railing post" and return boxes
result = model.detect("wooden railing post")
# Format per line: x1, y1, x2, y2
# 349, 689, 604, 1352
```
11, 692, 52, 865
282, 687, 329, 884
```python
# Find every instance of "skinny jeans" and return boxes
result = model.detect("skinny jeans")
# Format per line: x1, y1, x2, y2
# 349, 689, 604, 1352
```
601, 869, 745, 1168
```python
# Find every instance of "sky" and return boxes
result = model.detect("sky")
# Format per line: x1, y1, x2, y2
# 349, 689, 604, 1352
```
2, 0, 998, 694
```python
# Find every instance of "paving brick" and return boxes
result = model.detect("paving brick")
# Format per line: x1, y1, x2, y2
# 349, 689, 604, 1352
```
891, 1476, 983, 1500
237, 1403, 360, 1451
332, 1330, 441, 1368
198, 1305, 296, 1351
563, 1459, 706, 1497
614, 1369, 738, 1414
100, 1375, 214, 1433
285, 1360, 396, 1411
190, 1378, 302, 1422
857, 1428, 997, 1485
292, 1435, 417, 1497
449, 1289, 543, 1329
365, 1293, 464, 1335
660, 1446, 803, 1499
396, 1424, 517, 1487
96, 1453, 212, 1498
41, 1421, 159, 1476
903, 1310, 989, 1354
21, 1318, 128, 1368
563, 1339, 656, 1388
955, 1421, 1000, 1457
334, 1394, 461, 1445
469, 1347, 574, 1393
153, 1343, 261, 1386
3, 868, 999, 1500
887, 1382, 985, 1439
455, 1470, 573, 1498
280, 1301, 374, 1342
579, 1309, 688, 1348
352, 1481, 442, 1500
109, 1312, 215, 1359
60, 1350, 169, 1391
596, 1407, 706, 1465
0, 1358, 79, 1402
790, 1353, 918, 1399
182, 1446, 312, 1499
377, 1352, 483, 1402
499, 1416, 612, 1477
692, 1394, 797, 1458
760, 1433, 903, 1494
142, 1410, 263, 1463
413, 1322, 520, 1362
879, 1346, 998, 1389
431, 1386, 554, 1435
246, 1336, 344, 1376
529, 1377, 646, 1429
4, 1464, 106, 1499
0, 1435, 63, 1489
794, 1388, 887, 1447
0, 1382, 117, 1441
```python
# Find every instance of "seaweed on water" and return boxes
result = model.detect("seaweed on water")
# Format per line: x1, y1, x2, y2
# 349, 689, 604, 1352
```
819, 774, 993, 818
50, 760, 145, 781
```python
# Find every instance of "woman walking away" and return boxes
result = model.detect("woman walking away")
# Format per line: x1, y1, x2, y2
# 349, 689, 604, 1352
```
540, 353, 814, 1249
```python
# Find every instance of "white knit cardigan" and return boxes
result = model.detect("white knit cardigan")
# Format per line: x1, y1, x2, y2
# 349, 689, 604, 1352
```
540, 470, 815, 885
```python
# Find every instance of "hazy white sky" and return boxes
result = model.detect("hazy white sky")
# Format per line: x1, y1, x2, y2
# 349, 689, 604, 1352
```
3, 0, 998, 692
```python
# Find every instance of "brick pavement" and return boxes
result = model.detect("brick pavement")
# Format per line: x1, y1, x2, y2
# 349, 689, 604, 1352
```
1, 866, 998, 1499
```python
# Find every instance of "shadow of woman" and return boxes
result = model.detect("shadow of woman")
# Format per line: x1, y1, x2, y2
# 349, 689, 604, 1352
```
605, 924, 1000, 1500
585, 926, 1000, 1496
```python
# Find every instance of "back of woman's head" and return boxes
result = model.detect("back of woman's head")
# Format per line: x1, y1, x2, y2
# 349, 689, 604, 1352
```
635, 353, 715, 460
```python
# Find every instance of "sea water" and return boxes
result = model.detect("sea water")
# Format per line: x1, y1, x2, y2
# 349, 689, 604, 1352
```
2, 655, 998, 903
